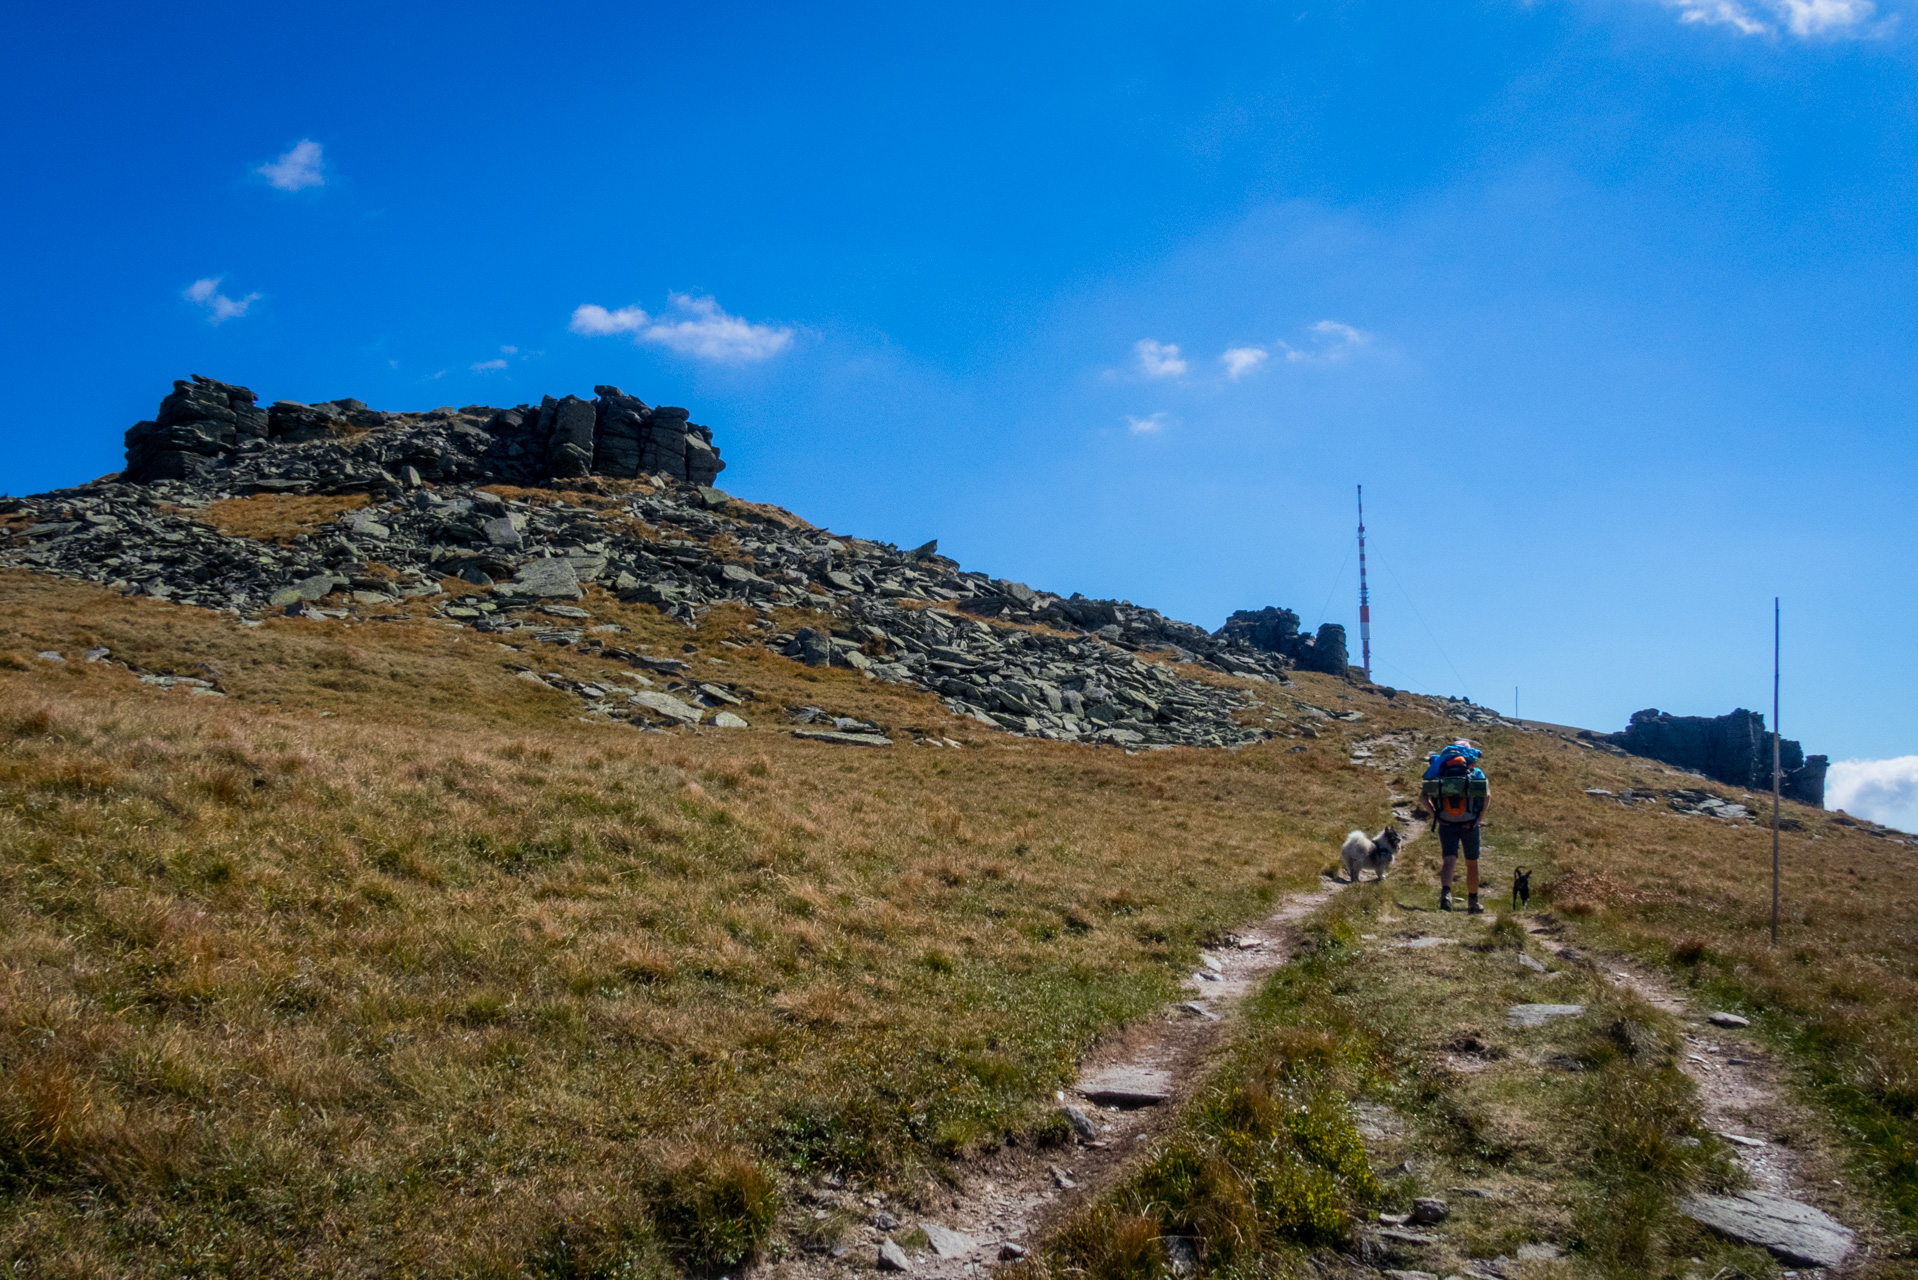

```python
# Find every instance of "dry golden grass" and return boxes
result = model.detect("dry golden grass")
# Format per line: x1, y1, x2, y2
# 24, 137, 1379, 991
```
0, 573, 1398, 1277
197, 492, 373, 544
3, 565, 1913, 1273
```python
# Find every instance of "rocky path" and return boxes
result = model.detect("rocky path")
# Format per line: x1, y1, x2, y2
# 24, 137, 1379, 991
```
777, 839, 1417, 1280
1524, 919, 1867, 1272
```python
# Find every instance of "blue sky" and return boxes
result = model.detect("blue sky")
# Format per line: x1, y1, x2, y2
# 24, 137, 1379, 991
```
3, 1, 1916, 798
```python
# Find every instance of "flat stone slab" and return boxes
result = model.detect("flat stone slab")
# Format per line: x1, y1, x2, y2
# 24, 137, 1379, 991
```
792, 729, 893, 747
630, 691, 703, 724
1078, 1065, 1172, 1107
1507, 1003, 1585, 1028
921, 1224, 973, 1258
1708, 1011, 1751, 1028
506, 558, 583, 599
1396, 936, 1454, 949
1680, 1191, 1854, 1268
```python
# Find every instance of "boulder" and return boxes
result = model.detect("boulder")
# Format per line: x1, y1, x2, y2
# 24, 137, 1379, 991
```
1680, 1191, 1854, 1268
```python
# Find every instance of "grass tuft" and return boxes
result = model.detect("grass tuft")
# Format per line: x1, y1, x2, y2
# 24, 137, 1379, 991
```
646, 1145, 781, 1273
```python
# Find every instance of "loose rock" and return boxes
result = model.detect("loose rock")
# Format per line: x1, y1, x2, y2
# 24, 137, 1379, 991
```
920, 1224, 972, 1259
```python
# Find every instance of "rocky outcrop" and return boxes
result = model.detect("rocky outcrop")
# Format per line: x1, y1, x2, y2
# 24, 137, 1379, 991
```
7, 376, 1370, 748
1216, 606, 1349, 675
123, 376, 269, 483
119, 375, 724, 492
1603, 708, 1827, 807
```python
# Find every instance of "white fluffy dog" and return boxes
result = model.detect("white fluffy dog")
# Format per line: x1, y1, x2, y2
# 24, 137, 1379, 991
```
1340, 826, 1401, 883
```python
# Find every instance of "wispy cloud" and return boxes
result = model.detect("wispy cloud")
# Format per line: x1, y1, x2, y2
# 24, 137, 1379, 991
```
256, 139, 325, 191
183, 276, 261, 324
1133, 339, 1188, 379
1827, 756, 1918, 834
1127, 412, 1169, 434
470, 359, 508, 372
570, 294, 794, 362
1280, 319, 1372, 363
1664, 0, 1879, 38
1221, 346, 1269, 380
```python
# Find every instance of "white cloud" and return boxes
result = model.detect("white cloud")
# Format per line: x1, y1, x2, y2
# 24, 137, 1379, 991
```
1664, 0, 1877, 37
257, 139, 325, 191
182, 276, 261, 324
1127, 412, 1168, 434
499, 345, 518, 356
1281, 319, 1373, 363
1827, 756, 1918, 834
1779, 0, 1876, 34
570, 294, 794, 362
1670, 0, 1772, 33
643, 293, 794, 361
471, 359, 508, 372
1134, 339, 1188, 379
1221, 346, 1269, 380
570, 304, 650, 336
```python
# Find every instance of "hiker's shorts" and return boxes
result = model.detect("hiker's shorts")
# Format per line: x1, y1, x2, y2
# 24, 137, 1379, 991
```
1438, 823, 1481, 861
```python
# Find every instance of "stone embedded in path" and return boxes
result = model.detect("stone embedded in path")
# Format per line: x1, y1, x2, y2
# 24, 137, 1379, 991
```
1179, 1001, 1220, 1021
876, 1239, 912, 1272
710, 710, 749, 728
1508, 1003, 1585, 1028
1381, 1271, 1439, 1280
1708, 1011, 1751, 1028
1078, 1065, 1172, 1108
1518, 953, 1548, 972
921, 1224, 973, 1259
1516, 1242, 1565, 1262
1397, 936, 1454, 949
998, 1242, 1027, 1261
1061, 1105, 1100, 1140
1411, 1197, 1449, 1224
1680, 1191, 1854, 1268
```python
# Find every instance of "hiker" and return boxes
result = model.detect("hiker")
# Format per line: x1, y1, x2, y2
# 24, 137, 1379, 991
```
1421, 739, 1489, 913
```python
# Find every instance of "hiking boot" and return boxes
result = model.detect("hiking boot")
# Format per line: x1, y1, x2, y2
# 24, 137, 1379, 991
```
1438, 886, 1453, 912
1467, 893, 1484, 915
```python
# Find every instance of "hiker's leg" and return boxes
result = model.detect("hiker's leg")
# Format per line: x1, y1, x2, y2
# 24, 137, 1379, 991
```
1464, 826, 1482, 908
1439, 825, 1459, 887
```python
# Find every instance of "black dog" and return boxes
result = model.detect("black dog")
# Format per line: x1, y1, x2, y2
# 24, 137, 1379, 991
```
1512, 866, 1532, 911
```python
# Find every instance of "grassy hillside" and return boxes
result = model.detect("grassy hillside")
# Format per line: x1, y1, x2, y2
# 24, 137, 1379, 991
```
0, 573, 1391, 1277
1, 569, 1912, 1277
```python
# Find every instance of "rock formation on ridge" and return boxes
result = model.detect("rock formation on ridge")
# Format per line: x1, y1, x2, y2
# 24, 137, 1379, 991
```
121, 375, 724, 489
1217, 606, 1351, 675
4, 375, 1371, 750
1601, 708, 1827, 807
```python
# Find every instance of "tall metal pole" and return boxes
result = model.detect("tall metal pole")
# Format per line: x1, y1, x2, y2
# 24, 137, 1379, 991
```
1356, 485, 1372, 681
1772, 597, 1781, 947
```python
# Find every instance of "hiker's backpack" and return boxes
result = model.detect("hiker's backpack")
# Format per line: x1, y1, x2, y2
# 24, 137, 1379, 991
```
1421, 747, 1488, 823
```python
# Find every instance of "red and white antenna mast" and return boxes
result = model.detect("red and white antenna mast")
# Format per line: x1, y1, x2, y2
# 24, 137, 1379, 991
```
1356, 485, 1372, 682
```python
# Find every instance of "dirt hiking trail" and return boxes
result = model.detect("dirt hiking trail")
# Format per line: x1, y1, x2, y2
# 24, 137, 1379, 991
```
776, 818, 1423, 1280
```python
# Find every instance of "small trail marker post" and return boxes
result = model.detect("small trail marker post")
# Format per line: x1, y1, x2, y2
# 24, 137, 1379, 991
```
1772, 597, 1781, 947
